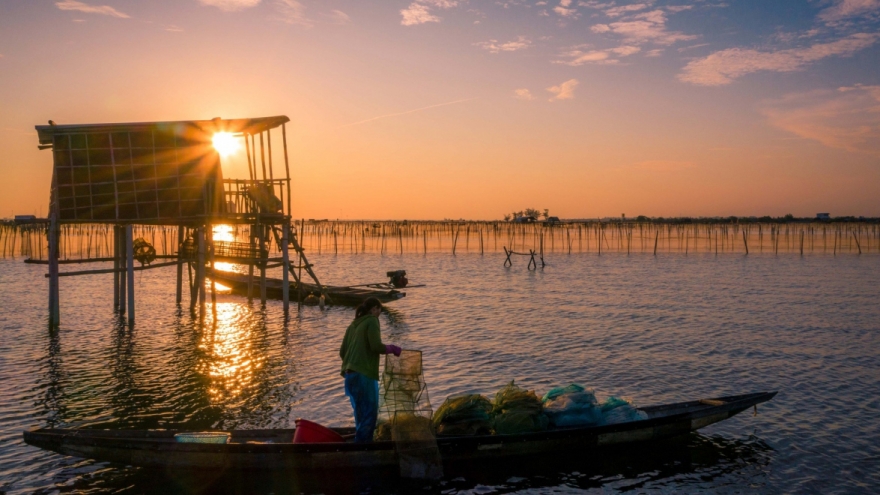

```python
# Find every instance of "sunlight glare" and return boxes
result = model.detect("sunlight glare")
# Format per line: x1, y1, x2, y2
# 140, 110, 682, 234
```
212, 132, 240, 157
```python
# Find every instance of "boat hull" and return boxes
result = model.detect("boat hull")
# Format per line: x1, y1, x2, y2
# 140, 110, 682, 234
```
208, 268, 405, 306
23, 392, 775, 470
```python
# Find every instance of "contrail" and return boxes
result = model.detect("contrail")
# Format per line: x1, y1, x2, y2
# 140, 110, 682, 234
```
338, 97, 479, 128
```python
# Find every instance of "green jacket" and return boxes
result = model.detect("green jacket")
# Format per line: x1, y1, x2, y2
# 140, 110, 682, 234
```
339, 315, 386, 381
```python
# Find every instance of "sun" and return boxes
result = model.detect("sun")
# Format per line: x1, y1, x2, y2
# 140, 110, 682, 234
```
212, 132, 240, 157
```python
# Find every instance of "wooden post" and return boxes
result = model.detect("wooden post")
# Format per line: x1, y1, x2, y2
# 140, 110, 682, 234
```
742, 229, 749, 255
800, 231, 804, 256
208, 223, 217, 308
126, 225, 135, 325
48, 215, 60, 327
119, 226, 127, 313
176, 225, 184, 305
653, 230, 659, 256
247, 225, 255, 303
260, 224, 268, 305
282, 220, 290, 311
853, 230, 862, 254
113, 225, 120, 308
197, 226, 206, 314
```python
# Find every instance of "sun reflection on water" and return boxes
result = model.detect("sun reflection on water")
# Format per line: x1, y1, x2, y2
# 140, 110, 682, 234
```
198, 302, 264, 402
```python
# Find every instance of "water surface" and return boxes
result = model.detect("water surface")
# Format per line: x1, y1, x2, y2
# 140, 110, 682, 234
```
1, 252, 878, 494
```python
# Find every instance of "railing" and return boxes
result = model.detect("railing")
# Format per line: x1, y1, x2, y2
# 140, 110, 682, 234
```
221, 179, 289, 218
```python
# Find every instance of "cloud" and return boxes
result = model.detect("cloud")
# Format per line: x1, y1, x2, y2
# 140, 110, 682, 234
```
400, 0, 457, 26
554, 0, 578, 17
594, 10, 697, 45
275, 0, 311, 26
514, 88, 534, 100
554, 44, 639, 65
762, 85, 880, 156
547, 79, 579, 100
819, 0, 880, 24
679, 33, 879, 86
55, 0, 129, 18
326, 9, 350, 24
401, 3, 440, 25
197, 0, 260, 12
164, 25, 184, 32
474, 36, 532, 53
604, 3, 651, 17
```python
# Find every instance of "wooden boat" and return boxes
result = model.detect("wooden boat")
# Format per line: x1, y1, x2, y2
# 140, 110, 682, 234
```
207, 268, 405, 306
23, 391, 775, 470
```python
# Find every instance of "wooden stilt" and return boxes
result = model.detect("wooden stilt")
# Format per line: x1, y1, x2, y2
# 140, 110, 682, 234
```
208, 223, 216, 308
119, 227, 126, 313
48, 215, 60, 327
197, 226, 206, 314
260, 225, 267, 305
113, 225, 120, 308
282, 220, 290, 311
176, 225, 184, 305
125, 224, 135, 325
247, 224, 256, 303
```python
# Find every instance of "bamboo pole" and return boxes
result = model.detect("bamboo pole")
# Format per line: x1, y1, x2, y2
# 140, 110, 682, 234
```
126, 225, 135, 325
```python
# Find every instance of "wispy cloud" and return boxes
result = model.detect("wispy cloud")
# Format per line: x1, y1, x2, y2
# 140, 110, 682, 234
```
338, 98, 478, 128
400, 0, 458, 26
591, 10, 697, 45
55, 0, 129, 18
164, 25, 184, 32
198, 0, 260, 12
274, 0, 311, 25
514, 88, 534, 100
604, 3, 651, 17
326, 9, 350, 24
474, 36, 532, 53
554, 0, 578, 18
819, 0, 880, 24
547, 79, 579, 101
554, 44, 639, 65
679, 33, 879, 86
762, 85, 880, 156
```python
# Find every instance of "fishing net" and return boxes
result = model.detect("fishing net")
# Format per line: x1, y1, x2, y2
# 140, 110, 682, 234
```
433, 394, 493, 436
491, 381, 549, 435
380, 350, 443, 479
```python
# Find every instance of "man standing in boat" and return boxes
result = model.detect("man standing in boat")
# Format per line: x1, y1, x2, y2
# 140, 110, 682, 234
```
340, 297, 402, 443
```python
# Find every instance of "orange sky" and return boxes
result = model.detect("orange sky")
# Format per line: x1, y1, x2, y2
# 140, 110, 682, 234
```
1, 0, 878, 220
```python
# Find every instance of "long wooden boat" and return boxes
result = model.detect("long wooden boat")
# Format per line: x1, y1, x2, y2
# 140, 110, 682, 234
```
23, 391, 775, 470
207, 268, 405, 305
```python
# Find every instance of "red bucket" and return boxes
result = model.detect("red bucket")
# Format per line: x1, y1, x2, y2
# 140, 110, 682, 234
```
293, 419, 345, 444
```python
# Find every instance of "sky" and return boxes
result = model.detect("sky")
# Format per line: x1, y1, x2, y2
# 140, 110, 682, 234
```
0, 0, 878, 220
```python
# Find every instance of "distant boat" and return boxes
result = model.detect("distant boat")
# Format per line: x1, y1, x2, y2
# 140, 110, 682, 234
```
23, 391, 775, 470
207, 268, 406, 306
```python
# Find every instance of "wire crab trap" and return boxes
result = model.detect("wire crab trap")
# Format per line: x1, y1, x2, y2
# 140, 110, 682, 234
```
380, 350, 443, 480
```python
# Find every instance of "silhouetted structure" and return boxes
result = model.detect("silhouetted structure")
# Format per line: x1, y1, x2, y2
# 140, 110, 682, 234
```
36, 116, 323, 326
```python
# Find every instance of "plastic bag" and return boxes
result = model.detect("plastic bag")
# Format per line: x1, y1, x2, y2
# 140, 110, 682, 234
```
491, 381, 548, 435
600, 396, 648, 424
432, 394, 493, 436
542, 383, 603, 427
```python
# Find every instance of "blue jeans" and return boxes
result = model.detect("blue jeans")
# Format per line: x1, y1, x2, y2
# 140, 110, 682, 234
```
344, 371, 379, 443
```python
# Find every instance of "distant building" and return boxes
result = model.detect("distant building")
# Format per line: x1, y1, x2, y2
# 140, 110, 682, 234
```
545, 216, 560, 223
513, 216, 536, 223
816, 213, 830, 220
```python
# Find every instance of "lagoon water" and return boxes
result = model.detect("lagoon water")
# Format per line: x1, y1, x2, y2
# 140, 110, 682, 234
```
1, 251, 878, 494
